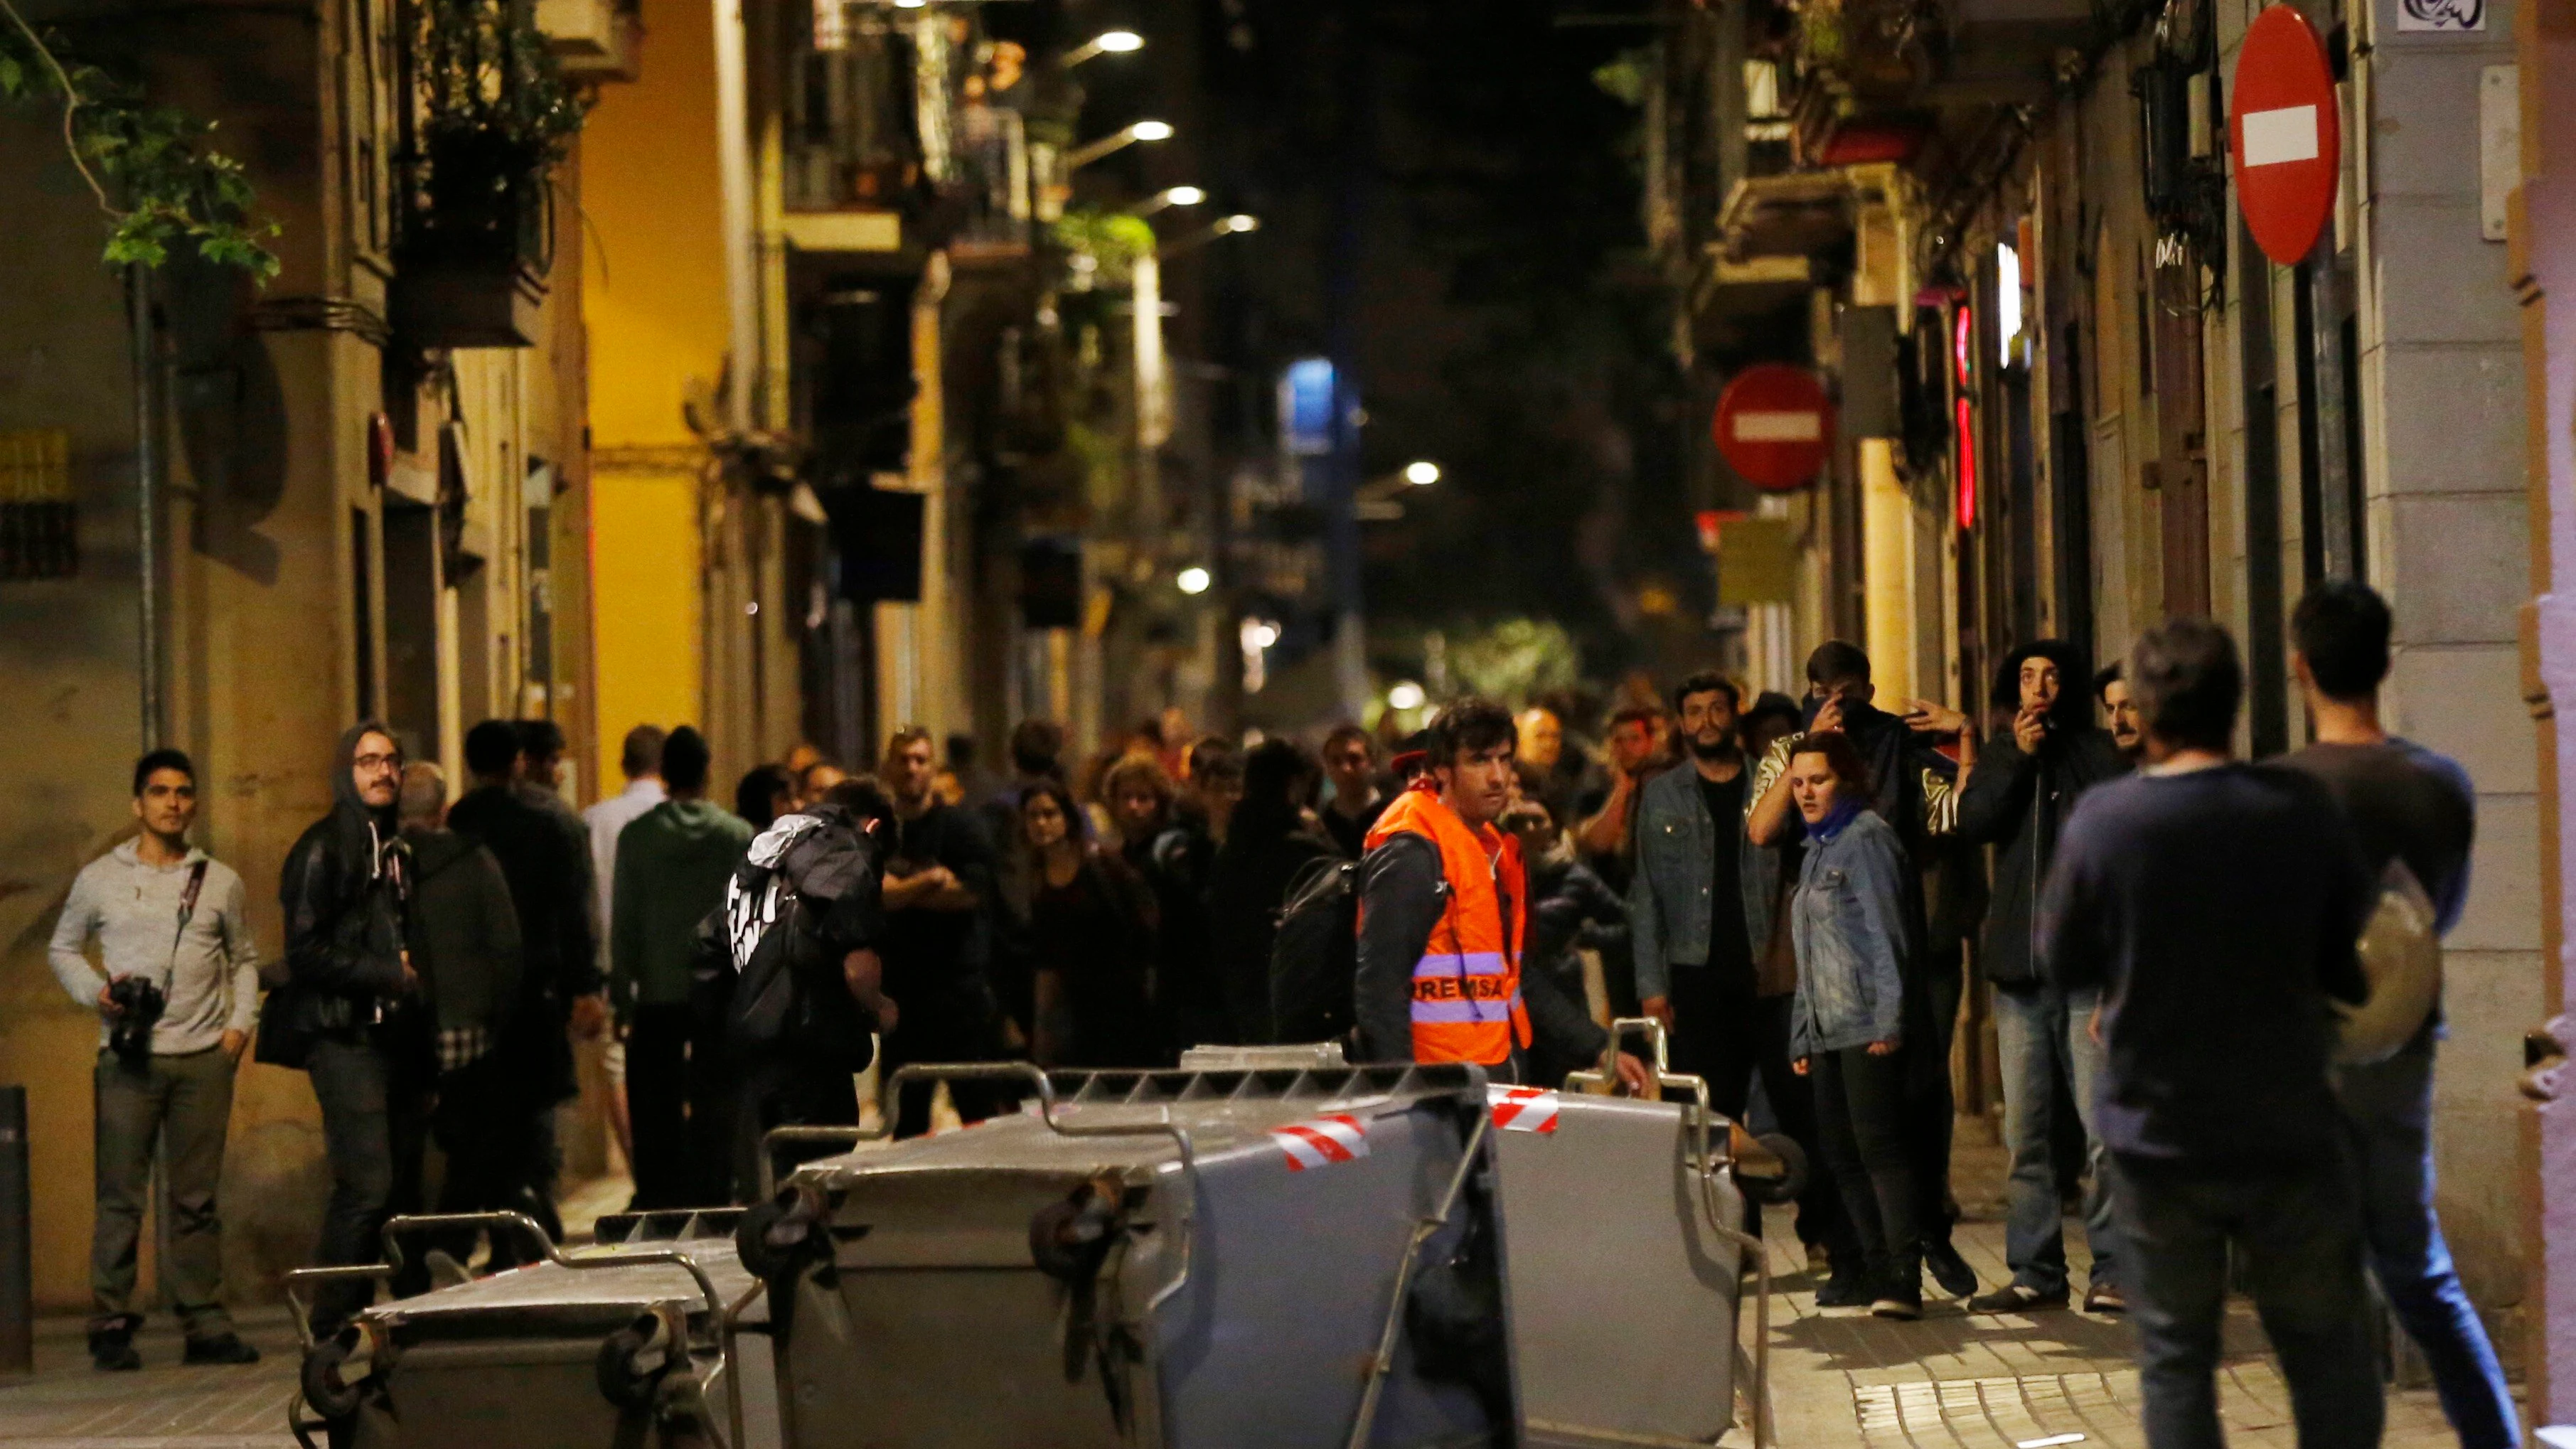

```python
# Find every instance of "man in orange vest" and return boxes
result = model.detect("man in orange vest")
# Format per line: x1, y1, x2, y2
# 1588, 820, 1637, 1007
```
1357, 697, 1654, 1092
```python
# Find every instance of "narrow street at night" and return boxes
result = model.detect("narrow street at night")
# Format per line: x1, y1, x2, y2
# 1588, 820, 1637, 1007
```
4, 0, 2576, 1443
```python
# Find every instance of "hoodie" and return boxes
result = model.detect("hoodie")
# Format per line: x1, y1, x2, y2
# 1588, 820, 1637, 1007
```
611, 797, 753, 1019
263, 722, 413, 1069
1954, 641, 2128, 988
49, 840, 260, 1054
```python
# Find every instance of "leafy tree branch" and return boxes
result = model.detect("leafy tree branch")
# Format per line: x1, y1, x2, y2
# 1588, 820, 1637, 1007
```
0, 0, 279, 278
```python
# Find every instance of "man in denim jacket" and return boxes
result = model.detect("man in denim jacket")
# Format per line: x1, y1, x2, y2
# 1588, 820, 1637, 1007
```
1629, 671, 1858, 1294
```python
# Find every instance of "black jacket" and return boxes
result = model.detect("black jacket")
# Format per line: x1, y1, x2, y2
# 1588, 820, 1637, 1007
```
448, 780, 597, 1096
263, 724, 412, 1069
1524, 850, 1628, 993
1354, 833, 1609, 1071
1955, 723, 2128, 988
403, 827, 523, 1038
1205, 813, 1335, 1044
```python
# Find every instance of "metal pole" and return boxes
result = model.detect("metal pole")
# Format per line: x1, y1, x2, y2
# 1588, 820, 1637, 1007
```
130, 264, 160, 749
0, 1086, 31, 1375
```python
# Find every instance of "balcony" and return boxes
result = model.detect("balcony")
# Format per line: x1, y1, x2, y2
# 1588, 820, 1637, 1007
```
538, 0, 642, 83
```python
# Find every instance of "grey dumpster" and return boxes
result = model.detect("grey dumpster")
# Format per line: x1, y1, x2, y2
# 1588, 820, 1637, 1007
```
1502, 1018, 1779, 1449
744, 1061, 1510, 1449
285, 1208, 776, 1449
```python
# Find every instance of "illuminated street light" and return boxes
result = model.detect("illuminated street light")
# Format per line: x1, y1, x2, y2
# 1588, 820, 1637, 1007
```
1158, 213, 1261, 260
1387, 681, 1427, 711
1135, 186, 1207, 217
1403, 460, 1441, 486
1176, 565, 1212, 595
1064, 119, 1176, 171
1064, 28, 1145, 65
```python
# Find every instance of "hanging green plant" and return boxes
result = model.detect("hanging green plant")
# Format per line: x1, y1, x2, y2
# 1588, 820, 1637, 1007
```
0, 5, 279, 278
407, 0, 590, 268
1050, 208, 1158, 289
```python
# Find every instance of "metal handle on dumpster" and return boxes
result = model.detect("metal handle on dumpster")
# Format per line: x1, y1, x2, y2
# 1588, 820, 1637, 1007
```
1347, 1109, 1492, 1449
761, 1062, 1203, 1310
282, 1210, 748, 1449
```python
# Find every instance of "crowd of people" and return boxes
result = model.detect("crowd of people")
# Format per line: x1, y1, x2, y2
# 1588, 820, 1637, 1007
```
41, 580, 2518, 1449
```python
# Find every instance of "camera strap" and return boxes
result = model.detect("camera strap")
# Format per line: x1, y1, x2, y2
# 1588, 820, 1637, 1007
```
168, 860, 209, 978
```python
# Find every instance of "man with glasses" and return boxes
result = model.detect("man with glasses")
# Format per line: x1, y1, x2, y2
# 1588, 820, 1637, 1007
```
270, 723, 425, 1335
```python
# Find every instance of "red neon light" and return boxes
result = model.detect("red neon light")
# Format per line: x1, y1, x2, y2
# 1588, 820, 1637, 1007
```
1955, 396, 1977, 530
1952, 304, 1977, 530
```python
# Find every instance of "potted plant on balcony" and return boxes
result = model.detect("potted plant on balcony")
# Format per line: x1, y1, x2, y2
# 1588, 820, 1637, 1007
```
392, 0, 588, 347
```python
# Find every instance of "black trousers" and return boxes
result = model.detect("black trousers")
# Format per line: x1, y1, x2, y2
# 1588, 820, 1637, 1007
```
626, 1004, 710, 1211
308, 1033, 432, 1330
731, 1054, 861, 1203
1910, 946, 1963, 1249
1810, 1044, 1919, 1274
1666, 968, 1857, 1258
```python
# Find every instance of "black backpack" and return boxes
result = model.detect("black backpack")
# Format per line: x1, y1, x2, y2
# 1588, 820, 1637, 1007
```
1268, 856, 1360, 1045
693, 808, 883, 1071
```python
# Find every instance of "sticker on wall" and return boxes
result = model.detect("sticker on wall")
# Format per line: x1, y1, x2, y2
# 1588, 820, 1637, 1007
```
2398, 0, 2482, 33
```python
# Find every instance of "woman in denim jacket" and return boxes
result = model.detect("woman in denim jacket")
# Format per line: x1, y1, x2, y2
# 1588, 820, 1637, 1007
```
1787, 730, 1947, 1318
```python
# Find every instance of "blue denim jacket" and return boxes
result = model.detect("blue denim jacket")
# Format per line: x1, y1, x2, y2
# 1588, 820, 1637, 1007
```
1788, 806, 1909, 1059
1627, 762, 1778, 1002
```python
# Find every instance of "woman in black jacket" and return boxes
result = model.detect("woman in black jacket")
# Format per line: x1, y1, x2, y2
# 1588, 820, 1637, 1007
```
1022, 781, 1163, 1067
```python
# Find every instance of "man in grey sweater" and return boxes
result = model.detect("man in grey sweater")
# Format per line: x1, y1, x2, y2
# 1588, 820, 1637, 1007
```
48, 749, 262, 1371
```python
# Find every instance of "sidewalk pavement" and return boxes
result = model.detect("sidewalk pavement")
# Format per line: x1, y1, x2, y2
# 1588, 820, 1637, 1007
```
1728, 1130, 2494, 1448
0, 1307, 300, 1448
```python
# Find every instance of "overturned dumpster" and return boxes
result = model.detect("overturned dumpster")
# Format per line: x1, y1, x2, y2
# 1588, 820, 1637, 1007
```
286, 1208, 776, 1449
739, 1061, 1512, 1449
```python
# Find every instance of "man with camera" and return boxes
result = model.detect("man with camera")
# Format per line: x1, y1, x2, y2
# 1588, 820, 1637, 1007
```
48, 749, 262, 1372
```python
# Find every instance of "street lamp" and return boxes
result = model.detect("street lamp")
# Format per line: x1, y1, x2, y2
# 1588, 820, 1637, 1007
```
1157, 213, 1261, 260
1135, 185, 1206, 217
1387, 681, 1427, 711
1403, 460, 1441, 486
1176, 565, 1212, 595
1063, 119, 1175, 171
1063, 28, 1144, 65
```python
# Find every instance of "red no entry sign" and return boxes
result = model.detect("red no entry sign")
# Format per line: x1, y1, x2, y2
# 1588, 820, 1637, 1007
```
2230, 5, 2341, 266
1714, 363, 1834, 493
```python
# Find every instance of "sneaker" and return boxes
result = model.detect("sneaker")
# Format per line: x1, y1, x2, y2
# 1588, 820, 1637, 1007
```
1924, 1239, 1978, 1298
183, 1332, 261, 1367
2083, 1282, 2129, 1315
1815, 1269, 1876, 1308
1870, 1271, 1923, 1320
1967, 1282, 2070, 1314
87, 1314, 142, 1372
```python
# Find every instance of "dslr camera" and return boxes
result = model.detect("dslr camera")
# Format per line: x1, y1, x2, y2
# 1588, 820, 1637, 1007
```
107, 976, 166, 1062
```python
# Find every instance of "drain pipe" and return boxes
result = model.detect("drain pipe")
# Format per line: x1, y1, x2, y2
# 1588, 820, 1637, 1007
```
129, 263, 160, 749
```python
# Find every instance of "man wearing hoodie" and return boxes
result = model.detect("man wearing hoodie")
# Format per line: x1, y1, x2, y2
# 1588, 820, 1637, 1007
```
1956, 641, 2132, 1315
611, 727, 752, 1207
270, 722, 423, 1335
49, 749, 262, 1371
395, 762, 522, 1271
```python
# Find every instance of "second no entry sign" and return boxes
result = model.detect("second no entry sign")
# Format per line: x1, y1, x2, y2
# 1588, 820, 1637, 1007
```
1714, 364, 1834, 493
2230, 5, 2341, 265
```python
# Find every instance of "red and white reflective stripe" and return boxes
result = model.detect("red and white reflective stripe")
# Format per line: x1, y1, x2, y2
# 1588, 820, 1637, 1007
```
1490, 1086, 1560, 1134
1271, 1113, 1370, 1170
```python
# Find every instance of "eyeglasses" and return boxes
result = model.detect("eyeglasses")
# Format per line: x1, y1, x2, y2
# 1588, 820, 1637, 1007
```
354, 752, 404, 771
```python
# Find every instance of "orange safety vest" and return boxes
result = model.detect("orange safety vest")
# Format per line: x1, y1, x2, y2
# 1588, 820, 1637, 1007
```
1363, 784, 1534, 1066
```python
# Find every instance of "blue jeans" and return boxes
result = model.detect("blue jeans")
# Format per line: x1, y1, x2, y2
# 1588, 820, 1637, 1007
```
2336, 1042, 2520, 1449
2111, 1153, 2383, 1449
1994, 983, 2121, 1294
